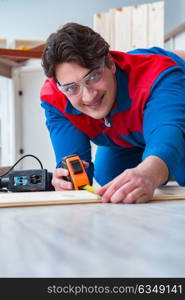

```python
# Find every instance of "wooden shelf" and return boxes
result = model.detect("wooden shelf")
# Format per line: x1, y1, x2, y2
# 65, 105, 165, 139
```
0, 48, 43, 61
0, 44, 45, 78
14, 39, 44, 50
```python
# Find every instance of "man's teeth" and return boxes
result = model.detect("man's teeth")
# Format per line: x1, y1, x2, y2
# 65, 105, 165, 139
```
89, 101, 99, 106
87, 96, 103, 107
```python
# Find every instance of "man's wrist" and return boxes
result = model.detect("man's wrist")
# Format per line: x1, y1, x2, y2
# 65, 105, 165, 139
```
136, 155, 169, 188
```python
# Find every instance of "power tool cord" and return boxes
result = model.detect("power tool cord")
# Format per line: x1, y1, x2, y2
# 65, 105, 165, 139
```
0, 154, 43, 178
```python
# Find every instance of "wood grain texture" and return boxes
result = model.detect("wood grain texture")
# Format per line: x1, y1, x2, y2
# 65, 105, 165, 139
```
132, 4, 148, 49
114, 6, 132, 51
153, 182, 185, 201
0, 190, 101, 208
93, 2, 164, 51
148, 1, 164, 47
0, 182, 185, 208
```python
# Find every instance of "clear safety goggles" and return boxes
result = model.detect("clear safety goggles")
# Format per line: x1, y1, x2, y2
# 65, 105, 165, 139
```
57, 56, 105, 97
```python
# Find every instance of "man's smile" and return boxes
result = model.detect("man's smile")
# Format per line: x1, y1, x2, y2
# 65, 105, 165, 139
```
83, 94, 105, 109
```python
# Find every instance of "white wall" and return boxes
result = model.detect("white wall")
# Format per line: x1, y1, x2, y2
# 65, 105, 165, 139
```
0, 77, 16, 166
12, 61, 56, 171
174, 31, 185, 50
165, 31, 185, 51
0, 0, 182, 41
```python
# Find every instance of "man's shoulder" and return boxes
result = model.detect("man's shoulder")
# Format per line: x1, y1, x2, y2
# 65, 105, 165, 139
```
40, 78, 58, 97
126, 46, 166, 56
110, 49, 177, 88
110, 47, 177, 64
40, 78, 67, 111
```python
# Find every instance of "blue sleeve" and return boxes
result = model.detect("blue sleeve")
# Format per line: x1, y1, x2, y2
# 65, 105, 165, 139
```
128, 46, 185, 70
40, 100, 94, 183
142, 66, 185, 177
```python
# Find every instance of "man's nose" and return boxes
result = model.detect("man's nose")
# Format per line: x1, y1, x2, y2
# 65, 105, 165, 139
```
81, 86, 97, 103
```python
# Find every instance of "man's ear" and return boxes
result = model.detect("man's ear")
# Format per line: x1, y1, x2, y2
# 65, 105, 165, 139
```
107, 53, 116, 73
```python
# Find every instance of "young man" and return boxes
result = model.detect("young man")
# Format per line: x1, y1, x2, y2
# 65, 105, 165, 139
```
40, 22, 185, 204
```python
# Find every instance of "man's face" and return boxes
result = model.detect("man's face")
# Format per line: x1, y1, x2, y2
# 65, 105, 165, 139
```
55, 58, 117, 119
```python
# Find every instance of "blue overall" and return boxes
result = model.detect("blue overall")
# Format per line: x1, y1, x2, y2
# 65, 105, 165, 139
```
40, 47, 185, 186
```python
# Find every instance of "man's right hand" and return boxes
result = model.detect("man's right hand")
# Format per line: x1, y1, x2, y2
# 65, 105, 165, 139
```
51, 161, 89, 191
51, 168, 73, 191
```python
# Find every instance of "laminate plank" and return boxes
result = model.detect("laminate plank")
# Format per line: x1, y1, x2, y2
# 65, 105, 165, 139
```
0, 190, 101, 208
0, 182, 185, 208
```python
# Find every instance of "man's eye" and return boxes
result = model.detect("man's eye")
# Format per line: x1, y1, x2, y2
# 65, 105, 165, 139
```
64, 84, 78, 93
86, 71, 101, 84
88, 72, 98, 81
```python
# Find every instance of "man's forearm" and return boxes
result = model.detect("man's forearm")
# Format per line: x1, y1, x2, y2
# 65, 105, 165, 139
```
136, 155, 169, 188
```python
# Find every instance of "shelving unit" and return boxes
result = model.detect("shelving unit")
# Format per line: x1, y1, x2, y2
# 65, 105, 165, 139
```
0, 43, 45, 78
14, 39, 44, 50
0, 41, 45, 166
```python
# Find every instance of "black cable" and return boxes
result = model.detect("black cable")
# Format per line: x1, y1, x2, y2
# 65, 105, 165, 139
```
0, 154, 43, 178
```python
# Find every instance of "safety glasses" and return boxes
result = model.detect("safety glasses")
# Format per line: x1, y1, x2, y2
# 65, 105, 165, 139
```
57, 56, 105, 97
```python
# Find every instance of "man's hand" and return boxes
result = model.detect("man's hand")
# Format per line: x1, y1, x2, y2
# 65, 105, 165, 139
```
97, 156, 169, 204
52, 168, 73, 191
52, 161, 89, 191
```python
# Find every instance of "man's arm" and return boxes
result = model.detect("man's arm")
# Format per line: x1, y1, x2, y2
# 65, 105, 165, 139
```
98, 66, 185, 203
98, 155, 168, 204
135, 155, 169, 187
41, 100, 94, 189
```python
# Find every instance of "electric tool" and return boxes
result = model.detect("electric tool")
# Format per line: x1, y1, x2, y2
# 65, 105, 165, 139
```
0, 154, 97, 194
0, 169, 54, 192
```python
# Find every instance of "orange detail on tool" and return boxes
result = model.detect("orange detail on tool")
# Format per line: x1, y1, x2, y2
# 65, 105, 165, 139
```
62, 154, 90, 190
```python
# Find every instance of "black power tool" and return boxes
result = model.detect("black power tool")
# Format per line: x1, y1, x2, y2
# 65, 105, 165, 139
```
0, 169, 54, 192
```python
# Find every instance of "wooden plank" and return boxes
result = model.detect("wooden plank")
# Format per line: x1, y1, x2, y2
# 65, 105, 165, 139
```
148, 1, 164, 47
0, 182, 184, 208
132, 4, 148, 49
0, 190, 101, 208
14, 39, 44, 50
0, 48, 42, 60
94, 1, 165, 51
0, 44, 45, 77
93, 12, 110, 45
152, 183, 185, 201
153, 195, 185, 201
114, 7, 132, 51
109, 9, 116, 50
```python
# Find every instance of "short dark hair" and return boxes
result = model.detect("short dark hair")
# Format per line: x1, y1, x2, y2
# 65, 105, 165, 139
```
42, 22, 110, 79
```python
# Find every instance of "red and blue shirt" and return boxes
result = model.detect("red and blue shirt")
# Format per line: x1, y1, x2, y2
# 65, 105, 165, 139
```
40, 47, 185, 181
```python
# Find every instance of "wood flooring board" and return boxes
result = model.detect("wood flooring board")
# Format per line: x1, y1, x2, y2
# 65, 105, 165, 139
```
153, 183, 185, 201
0, 190, 101, 208
0, 182, 185, 207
